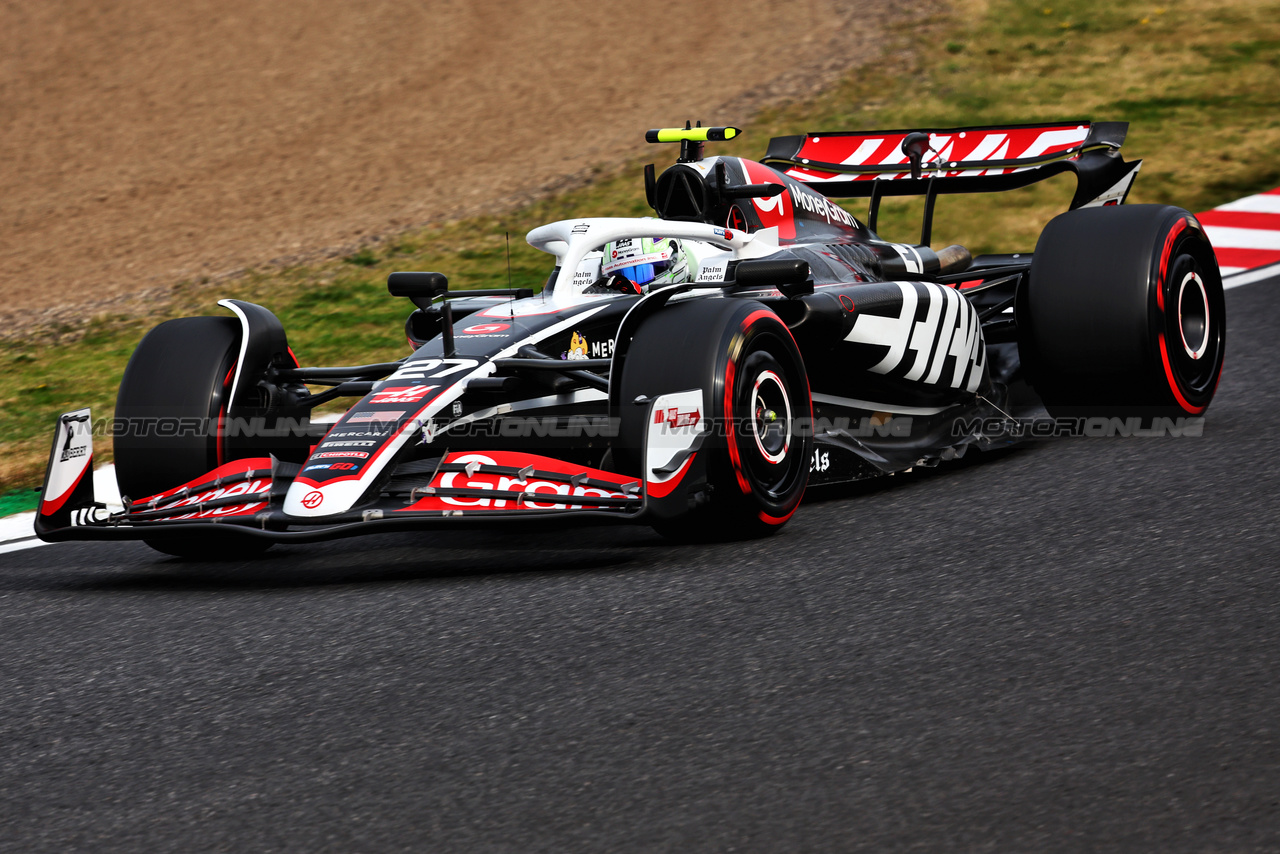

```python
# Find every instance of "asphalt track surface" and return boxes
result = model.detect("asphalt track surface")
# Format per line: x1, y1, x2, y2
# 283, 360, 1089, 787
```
3, 274, 1279, 852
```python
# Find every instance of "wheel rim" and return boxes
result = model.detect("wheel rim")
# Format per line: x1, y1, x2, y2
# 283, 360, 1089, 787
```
750, 369, 792, 464
732, 341, 808, 501
1176, 270, 1210, 360
1162, 250, 1224, 401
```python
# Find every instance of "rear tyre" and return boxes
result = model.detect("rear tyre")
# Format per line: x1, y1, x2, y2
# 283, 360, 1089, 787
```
617, 299, 812, 540
114, 316, 272, 558
1019, 204, 1225, 419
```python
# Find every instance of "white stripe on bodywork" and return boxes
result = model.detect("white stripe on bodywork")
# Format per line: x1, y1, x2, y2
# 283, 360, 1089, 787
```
965, 132, 1008, 162
840, 139, 883, 166
283, 305, 607, 517
443, 388, 609, 432
1017, 127, 1088, 159
811, 393, 946, 416
845, 281, 917, 374
217, 300, 253, 414
923, 286, 960, 386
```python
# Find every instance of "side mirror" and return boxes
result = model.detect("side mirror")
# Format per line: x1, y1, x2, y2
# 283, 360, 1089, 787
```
388, 272, 448, 310
734, 258, 813, 298
901, 132, 931, 180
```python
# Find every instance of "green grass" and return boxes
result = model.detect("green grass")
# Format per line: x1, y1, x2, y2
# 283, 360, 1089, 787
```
0, 488, 39, 517
2, 0, 1278, 497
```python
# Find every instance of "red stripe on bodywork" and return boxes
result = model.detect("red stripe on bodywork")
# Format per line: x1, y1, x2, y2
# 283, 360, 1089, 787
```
41, 455, 92, 516
647, 453, 695, 499
131, 457, 275, 506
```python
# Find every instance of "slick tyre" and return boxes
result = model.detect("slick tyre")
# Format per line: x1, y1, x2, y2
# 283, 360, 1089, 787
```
617, 299, 812, 540
1019, 204, 1225, 419
113, 316, 272, 558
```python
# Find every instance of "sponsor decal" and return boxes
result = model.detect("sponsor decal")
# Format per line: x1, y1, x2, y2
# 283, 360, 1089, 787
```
348, 410, 405, 423
304, 464, 331, 471
313, 450, 370, 459
571, 223, 590, 234
789, 185, 858, 228
653, 406, 702, 429
563, 331, 590, 361
452, 400, 463, 417
843, 281, 985, 392
371, 385, 438, 405
331, 462, 358, 470
60, 444, 87, 462
149, 477, 271, 520
645, 389, 706, 497
327, 429, 391, 439
302, 491, 324, 510
590, 338, 614, 359
321, 439, 378, 448
170, 502, 267, 521
810, 449, 831, 473
463, 323, 511, 335
404, 451, 635, 511
696, 264, 727, 283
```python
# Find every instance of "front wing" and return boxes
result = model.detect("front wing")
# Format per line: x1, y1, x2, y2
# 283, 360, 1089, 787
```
33, 391, 709, 545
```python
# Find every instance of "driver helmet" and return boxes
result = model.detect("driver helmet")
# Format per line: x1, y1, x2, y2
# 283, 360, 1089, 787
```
600, 237, 697, 290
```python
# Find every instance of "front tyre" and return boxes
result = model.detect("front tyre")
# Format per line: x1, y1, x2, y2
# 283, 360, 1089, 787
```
113, 316, 273, 558
617, 299, 812, 540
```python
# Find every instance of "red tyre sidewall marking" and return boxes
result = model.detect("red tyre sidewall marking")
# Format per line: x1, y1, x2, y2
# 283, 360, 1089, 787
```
1157, 332, 1207, 415
729, 310, 812, 521
723, 354, 751, 495
1156, 217, 1190, 312
1155, 218, 1209, 414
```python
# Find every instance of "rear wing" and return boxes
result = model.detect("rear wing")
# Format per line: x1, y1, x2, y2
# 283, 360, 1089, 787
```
762, 121, 1141, 230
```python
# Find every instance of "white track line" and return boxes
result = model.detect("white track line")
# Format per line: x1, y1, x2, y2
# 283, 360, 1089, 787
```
1224, 261, 1280, 290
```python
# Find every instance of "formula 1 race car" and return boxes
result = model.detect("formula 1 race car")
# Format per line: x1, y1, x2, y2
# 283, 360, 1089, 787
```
36, 122, 1226, 556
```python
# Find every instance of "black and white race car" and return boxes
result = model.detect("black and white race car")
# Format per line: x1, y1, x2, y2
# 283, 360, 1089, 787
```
36, 122, 1226, 555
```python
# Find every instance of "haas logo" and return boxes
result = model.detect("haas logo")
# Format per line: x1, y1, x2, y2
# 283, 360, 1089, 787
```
845, 281, 986, 392
371, 384, 437, 404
